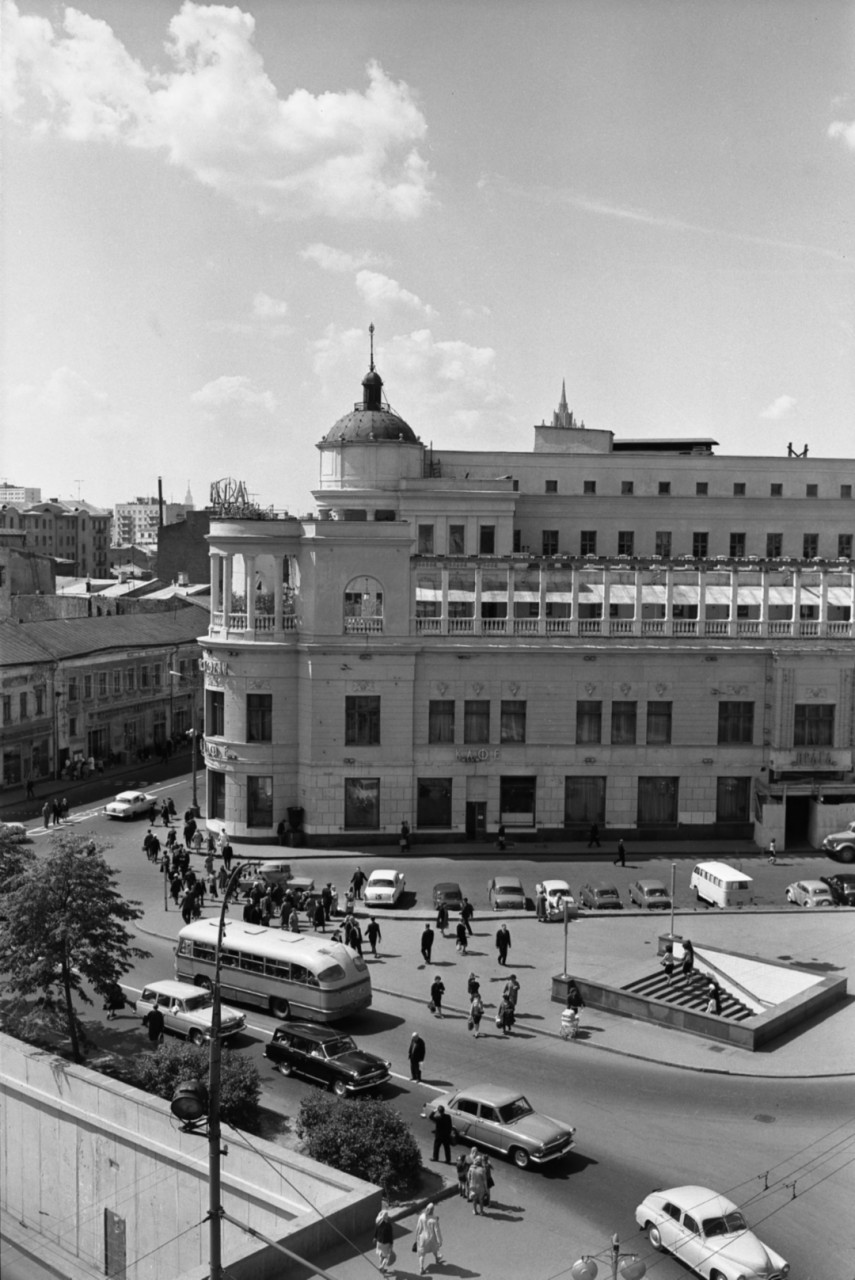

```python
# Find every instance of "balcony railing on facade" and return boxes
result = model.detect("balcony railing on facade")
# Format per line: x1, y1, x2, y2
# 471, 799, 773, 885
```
211, 611, 298, 638
412, 614, 853, 639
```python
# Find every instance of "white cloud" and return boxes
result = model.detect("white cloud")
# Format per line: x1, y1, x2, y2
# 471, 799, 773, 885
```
760, 394, 796, 420
828, 117, 855, 149
355, 270, 436, 317
191, 375, 277, 414
252, 291, 288, 320
3, 1, 433, 220
300, 243, 387, 273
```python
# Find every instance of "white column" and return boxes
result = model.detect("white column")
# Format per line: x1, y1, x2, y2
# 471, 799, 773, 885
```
761, 567, 770, 638
222, 555, 233, 621
506, 563, 515, 635
210, 554, 221, 613
602, 566, 611, 634
819, 568, 829, 634
729, 567, 739, 636
791, 566, 801, 636
664, 566, 674, 636
697, 567, 707, 635
273, 555, 284, 631
440, 568, 449, 635
538, 564, 547, 636
473, 567, 482, 634
245, 554, 256, 630
570, 565, 580, 636
634, 566, 644, 636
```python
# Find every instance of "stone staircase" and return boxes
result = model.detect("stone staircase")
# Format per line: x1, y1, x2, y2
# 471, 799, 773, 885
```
622, 970, 754, 1021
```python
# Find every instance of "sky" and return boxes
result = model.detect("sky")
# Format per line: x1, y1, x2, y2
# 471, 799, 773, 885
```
2, 0, 854, 515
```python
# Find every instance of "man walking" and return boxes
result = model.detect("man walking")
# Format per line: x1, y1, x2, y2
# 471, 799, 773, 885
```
420, 923, 435, 966
350, 866, 366, 900
408, 1030, 426, 1081
430, 1104, 453, 1163
366, 916, 381, 957
221, 834, 233, 872
496, 922, 511, 965
42, 800, 51, 829
587, 822, 601, 848
614, 837, 626, 867
461, 897, 474, 936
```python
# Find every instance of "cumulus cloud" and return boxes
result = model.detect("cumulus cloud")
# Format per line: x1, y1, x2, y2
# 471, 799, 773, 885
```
300, 243, 387, 273
355, 270, 436, 317
760, 394, 796, 420
3, 1, 433, 219
828, 117, 855, 148
191, 375, 277, 414
252, 291, 288, 320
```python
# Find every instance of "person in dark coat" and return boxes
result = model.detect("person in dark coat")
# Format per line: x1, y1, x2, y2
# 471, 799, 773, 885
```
565, 980, 585, 1012
587, 823, 601, 848
420, 924, 435, 966
430, 975, 445, 1018
431, 1104, 453, 1162
313, 900, 326, 932
455, 919, 468, 955
103, 983, 125, 1020
144, 1005, 165, 1044
461, 898, 474, 936
408, 1030, 426, 1081
372, 1208, 395, 1276
614, 838, 626, 867
366, 916, 381, 957
681, 939, 695, 980
350, 866, 366, 899
496, 923, 511, 965
436, 901, 449, 935
160, 801, 170, 827
322, 883, 333, 920
221, 837, 233, 871
181, 894, 194, 925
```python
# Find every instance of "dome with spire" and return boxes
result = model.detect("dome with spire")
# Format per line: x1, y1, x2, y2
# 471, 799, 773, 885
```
322, 325, 417, 445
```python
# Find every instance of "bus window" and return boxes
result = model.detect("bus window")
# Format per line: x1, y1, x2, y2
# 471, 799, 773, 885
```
265, 959, 291, 980
291, 964, 310, 985
194, 942, 216, 963
240, 952, 264, 973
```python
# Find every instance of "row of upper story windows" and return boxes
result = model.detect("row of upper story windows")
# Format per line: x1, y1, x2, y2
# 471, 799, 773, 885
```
64, 664, 164, 702
533, 530, 854, 560
2, 689, 47, 723
535, 479, 853, 498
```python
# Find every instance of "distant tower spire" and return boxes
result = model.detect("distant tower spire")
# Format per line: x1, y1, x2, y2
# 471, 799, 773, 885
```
362, 323, 384, 410
184, 482, 194, 508
369, 322, 375, 372
552, 379, 580, 430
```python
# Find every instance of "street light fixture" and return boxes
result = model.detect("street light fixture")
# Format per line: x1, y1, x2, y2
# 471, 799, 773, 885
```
169, 668, 200, 815
571, 1236, 645, 1280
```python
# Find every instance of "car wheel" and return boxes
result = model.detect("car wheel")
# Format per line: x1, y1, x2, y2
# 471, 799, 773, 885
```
710, 1272, 726, 1280
332, 1079, 348, 1098
647, 1225, 662, 1250
195, 976, 213, 993
786, 891, 794, 904
270, 997, 290, 1019
511, 1147, 531, 1170
838, 847, 855, 864
189, 1029, 204, 1047
276, 1062, 293, 1077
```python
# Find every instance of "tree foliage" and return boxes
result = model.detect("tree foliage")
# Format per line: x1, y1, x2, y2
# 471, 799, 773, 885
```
296, 1094, 423, 1199
0, 831, 148, 1062
129, 1040, 262, 1130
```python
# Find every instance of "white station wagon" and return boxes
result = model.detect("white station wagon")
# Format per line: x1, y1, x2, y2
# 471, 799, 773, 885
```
135, 980, 246, 1045
635, 1185, 789, 1280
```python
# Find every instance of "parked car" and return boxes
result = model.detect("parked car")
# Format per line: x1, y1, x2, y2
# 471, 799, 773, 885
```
487, 876, 527, 911
0, 821, 29, 842
423, 1085, 575, 1170
821, 820, 855, 863
134, 980, 245, 1045
432, 881, 464, 913
535, 879, 577, 920
364, 869, 406, 907
104, 790, 157, 821
785, 879, 836, 908
820, 873, 855, 906
265, 1023, 391, 1096
237, 860, 294, 896
635, 1184, 789, 1279
578, 881, 622, 910
628, 878, 672, 910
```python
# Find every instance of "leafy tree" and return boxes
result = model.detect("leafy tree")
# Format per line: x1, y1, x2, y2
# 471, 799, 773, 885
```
0, 829, 35, 888
0, 831, 148, 1062
296, 1095, 423, 1199
129, 1040, 262, 1130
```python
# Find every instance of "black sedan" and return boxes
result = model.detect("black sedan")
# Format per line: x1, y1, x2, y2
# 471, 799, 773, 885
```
820, 873, 855, 906
265, 1023, 391, 1097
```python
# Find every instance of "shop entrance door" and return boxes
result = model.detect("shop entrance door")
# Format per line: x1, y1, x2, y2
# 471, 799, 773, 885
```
465, 801, 486, 841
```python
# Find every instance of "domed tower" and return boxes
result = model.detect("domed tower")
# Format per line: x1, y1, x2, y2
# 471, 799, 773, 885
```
316, 326, 424, 507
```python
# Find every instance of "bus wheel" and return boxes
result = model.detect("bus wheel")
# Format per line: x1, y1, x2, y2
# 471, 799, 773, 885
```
195, 976, 213, 992
271, 997, 290, 1019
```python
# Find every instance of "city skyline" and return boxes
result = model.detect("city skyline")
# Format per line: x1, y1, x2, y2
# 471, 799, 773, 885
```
3, 0, 854, 512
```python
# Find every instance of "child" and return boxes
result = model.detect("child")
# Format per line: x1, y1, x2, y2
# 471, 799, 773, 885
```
456, 1152, 469, 1198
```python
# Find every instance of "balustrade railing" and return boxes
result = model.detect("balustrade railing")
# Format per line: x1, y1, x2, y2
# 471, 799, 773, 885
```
344, 617, 384, 634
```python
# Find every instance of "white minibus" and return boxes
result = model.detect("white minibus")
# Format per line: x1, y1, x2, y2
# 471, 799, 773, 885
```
689, 861, 754, 908
176, 919, 372, 1022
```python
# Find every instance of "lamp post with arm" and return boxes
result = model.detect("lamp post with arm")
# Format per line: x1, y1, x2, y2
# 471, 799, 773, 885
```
169, 665, 200, 816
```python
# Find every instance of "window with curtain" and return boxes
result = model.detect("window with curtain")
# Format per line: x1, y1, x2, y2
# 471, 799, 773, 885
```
646, 701, 672, 744
449, 525, 465, 555
794, 704, 834, 747
564, 776, 606, 826
247, 775, 273, 827
246, 693, 272, 742
718, 702, 754, 745
428, 700, 455, 743
637, 777, 678, 825
611, 701, 637, 744
576, 700, 602, 744
417, 778, 452, 827
716, 777, 751, 823
344, 778, 380, 828
655, 530, 672, 558
207, 690, 225, 736
500, 701, 526, 743
345, 696, 381, 746
463, 700, 490, 744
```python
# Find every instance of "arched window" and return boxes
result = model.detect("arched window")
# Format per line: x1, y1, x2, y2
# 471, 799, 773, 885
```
344, 576, 384, 633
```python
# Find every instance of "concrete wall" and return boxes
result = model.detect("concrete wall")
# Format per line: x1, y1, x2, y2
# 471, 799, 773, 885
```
0, 1034, 379, 1280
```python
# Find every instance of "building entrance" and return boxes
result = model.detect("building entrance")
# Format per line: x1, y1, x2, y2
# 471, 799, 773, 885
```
465, 801, 486, 840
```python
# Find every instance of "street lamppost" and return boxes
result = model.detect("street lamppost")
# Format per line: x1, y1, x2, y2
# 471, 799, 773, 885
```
571, 1236, 646, 1280
169, 667, 200, 815
53, 689, 63, 781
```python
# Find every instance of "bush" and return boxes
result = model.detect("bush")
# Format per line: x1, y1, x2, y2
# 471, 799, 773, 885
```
129, 1040, 262, 1130
296, 1094, 422, 1199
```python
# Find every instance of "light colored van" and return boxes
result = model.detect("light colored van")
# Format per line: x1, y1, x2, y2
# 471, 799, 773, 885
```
689, 861, 754, 908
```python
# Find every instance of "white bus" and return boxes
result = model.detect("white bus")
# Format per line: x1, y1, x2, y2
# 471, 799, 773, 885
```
175, 920, 372, 1022
689, 861, 754, 909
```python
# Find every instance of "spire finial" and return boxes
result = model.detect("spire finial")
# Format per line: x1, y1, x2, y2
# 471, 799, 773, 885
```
369, 323, 375, 372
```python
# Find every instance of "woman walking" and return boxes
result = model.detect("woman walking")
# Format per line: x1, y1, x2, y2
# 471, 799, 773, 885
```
467, 1154, 489, 1215
430, 974, 445, 1018
372, 1208, 395, 1276
469, 984, 484, 1038
414, 1203, 443, 1275
436, 901, 449, 936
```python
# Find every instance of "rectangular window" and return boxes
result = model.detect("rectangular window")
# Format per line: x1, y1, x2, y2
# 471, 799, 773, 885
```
716, 777, 751, 823
583, 480, 596, 495
729, 532, 746, 557
428, 699, 455, 744
247, 775, 273, 828
545, 479, 558, 493
463, 699, 490, 744
770, 483, 783, 497
99, 671, 108, 697
512, 530, 521, 552
68, 678, 79, 702
646, 701, 673, 745
841, 485, 852, 499
580, 530, 597, 556
654, 531, 672, 558
246, 693, 272, 742
696, 482, 708, 496
344, 777, 380, 829
417, 778, 452, 827
68, 716, 77, 737
794, 703, 834, 747
637, 776, 679, 825
806, 484, 818, 498
139, 667, 149, 690
208, 770, 225, 821
418, 524, 435, 554
733, 483, 746, 496
479, 525, 495, 554
803, 533, 818, 558
542, 530, 559, 556
718, 701, 754, 745
500, 776, 536, 826
207, 690, 225, 736
617, 530, 634, 557
83, 675, 92, 700
35, 687, 45, 716
692, 531, 708, 558
125, 668, 135, 692
449, 524, 465, 555
345, 695, 381, 746
839, 534, 853, 558
19, 693, 28, 720
113, 670, 121, 695
610, 701, 637, 744
658, 481, 671, 496
766, 532, 783, 558
2, 696, 11, 725
152, 664, 162, 688
621, 481, 634, 495
576, 700, 602, 744
500, 700, 526, 743
564, 776, 606, 826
